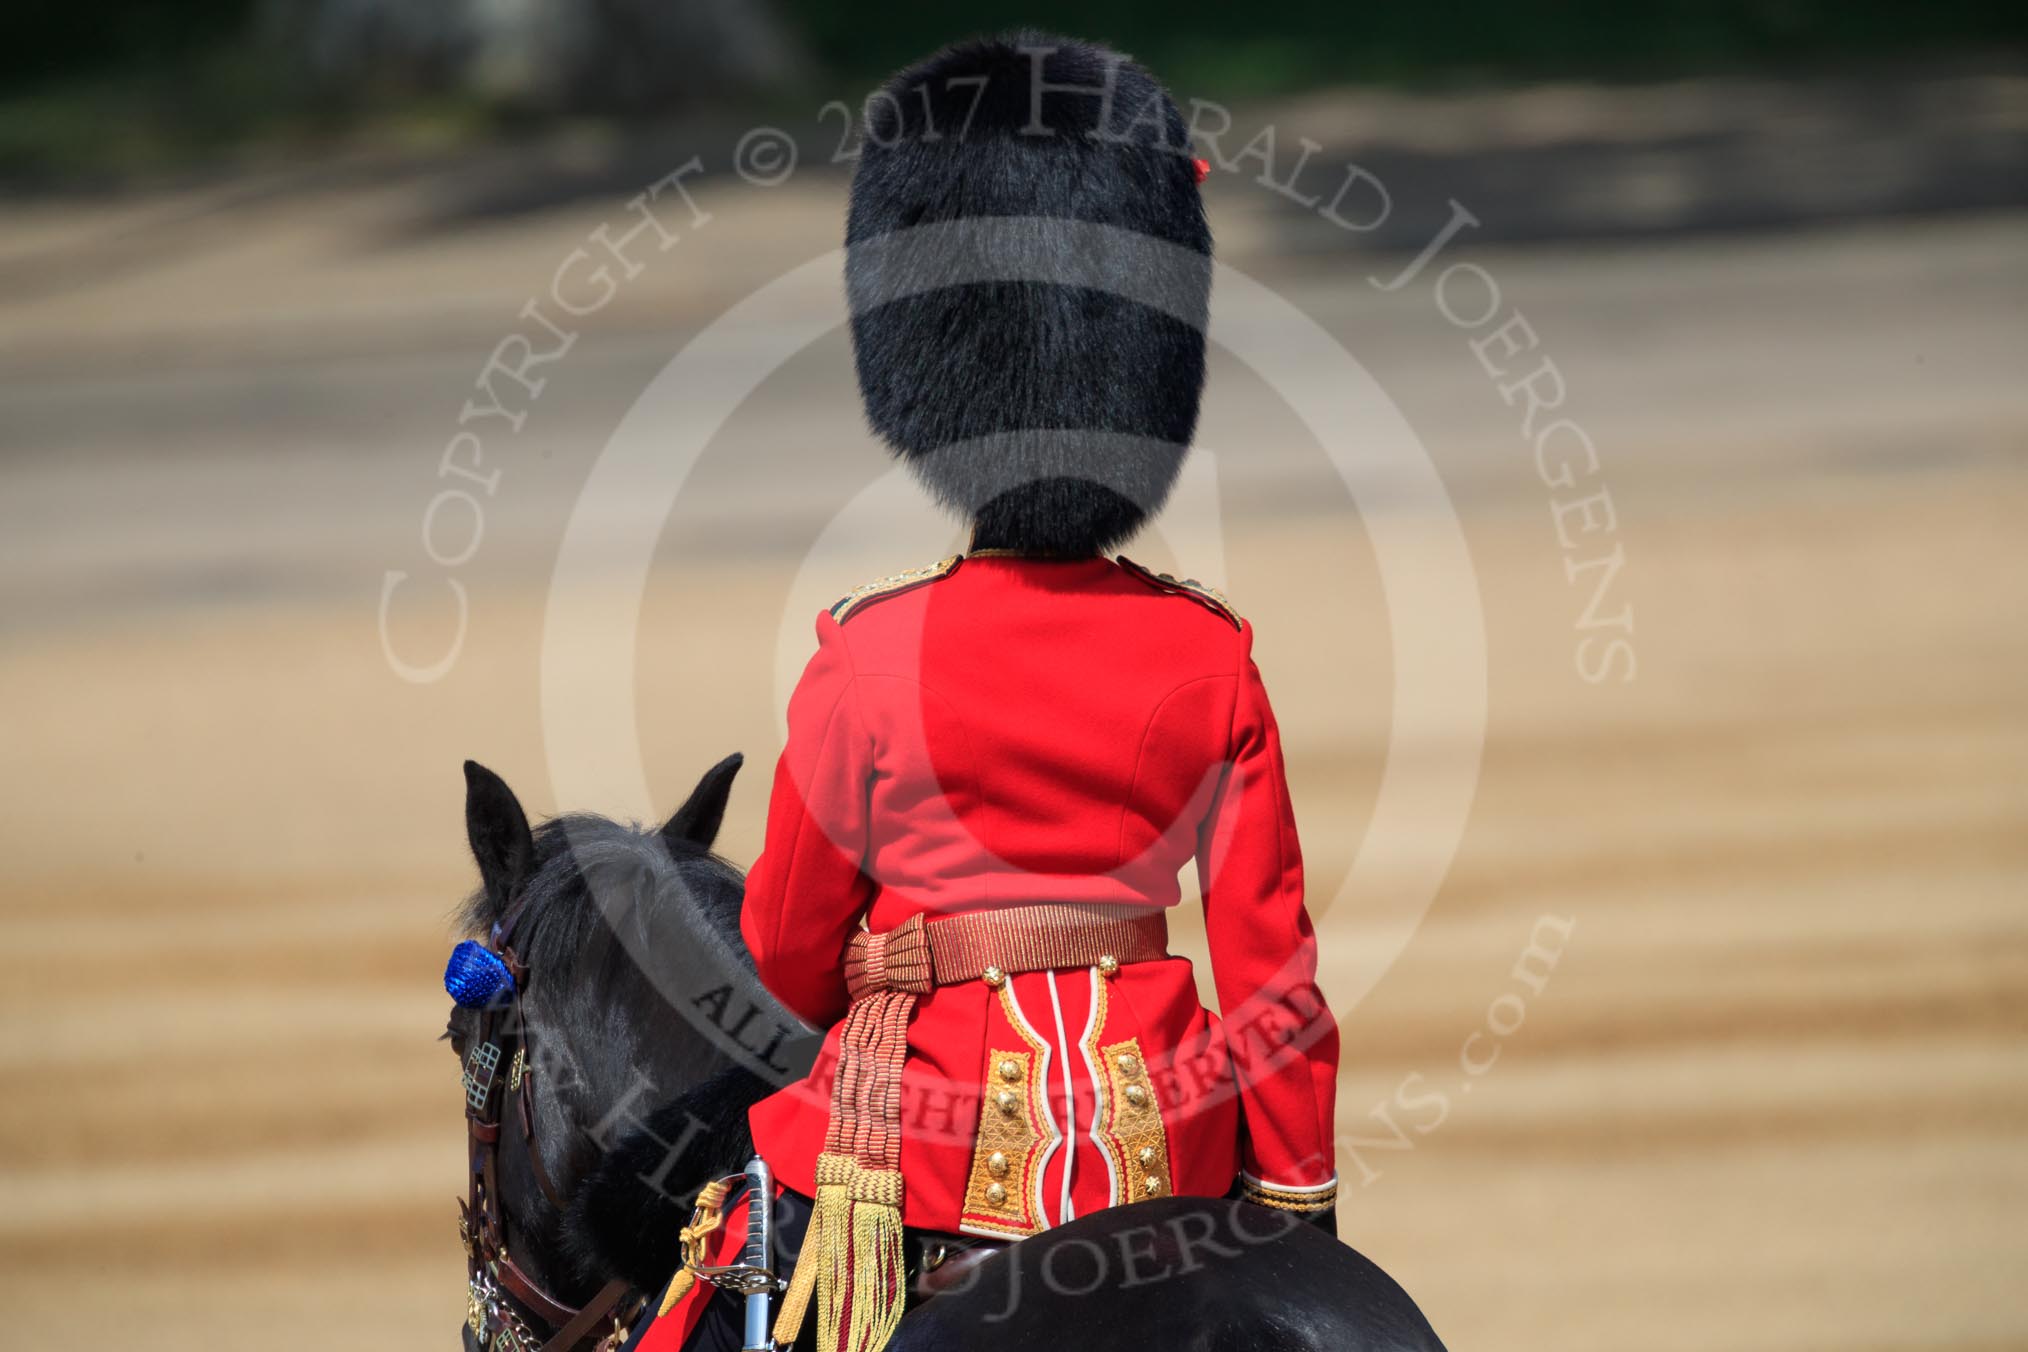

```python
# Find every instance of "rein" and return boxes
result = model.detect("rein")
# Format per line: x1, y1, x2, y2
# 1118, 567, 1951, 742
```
459, 898, 645, 1352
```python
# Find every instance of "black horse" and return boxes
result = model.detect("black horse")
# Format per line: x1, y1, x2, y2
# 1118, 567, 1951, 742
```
449, 756, 1447, 1352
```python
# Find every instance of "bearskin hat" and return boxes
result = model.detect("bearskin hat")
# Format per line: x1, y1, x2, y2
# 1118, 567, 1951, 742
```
845, 32, 1213, 558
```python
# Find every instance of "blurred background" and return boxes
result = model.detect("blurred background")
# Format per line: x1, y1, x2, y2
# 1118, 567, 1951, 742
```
2, 4, 2024, 1349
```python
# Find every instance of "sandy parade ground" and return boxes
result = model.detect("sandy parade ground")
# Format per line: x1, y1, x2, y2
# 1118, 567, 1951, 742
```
1, 78, 2024, 1350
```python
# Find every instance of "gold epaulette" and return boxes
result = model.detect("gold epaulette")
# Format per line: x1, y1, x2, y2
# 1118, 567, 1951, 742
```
828, 555, 963, 623
1116, 556, 1242, 629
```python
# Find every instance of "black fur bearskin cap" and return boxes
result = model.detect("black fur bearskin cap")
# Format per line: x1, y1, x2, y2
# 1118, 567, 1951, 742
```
845, 32, 1212, 558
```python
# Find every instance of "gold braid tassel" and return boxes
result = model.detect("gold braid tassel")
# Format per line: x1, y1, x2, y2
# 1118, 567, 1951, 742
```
656, 1268, 695, 1319
772, 1151, 855, 1343
783, 943, 922, 1351
833, 1164, 906, 1352
657, 1176, 735, 1316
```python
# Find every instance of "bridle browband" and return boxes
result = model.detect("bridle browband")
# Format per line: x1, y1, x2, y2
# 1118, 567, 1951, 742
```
459, 896, 645, 1352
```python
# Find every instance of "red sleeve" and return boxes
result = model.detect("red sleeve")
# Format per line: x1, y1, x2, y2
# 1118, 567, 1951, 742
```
740, 611, 876, 1028
1197, 621, 1341, 1200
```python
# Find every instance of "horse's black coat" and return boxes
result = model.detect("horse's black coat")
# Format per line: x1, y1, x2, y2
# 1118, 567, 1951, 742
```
657, 752, 744, 876
888, 1198, 1446, 1352
463, 759, 535, 918
845, 31, 1212, 559
451, 758, 1448, 1351
455, 756, 802, 1315
565, 1060, 773, 1294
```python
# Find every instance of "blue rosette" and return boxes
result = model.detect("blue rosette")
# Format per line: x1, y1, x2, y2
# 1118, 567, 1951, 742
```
444, 939, 516, 1007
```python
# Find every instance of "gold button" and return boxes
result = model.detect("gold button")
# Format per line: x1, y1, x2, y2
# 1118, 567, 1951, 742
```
1137, 1146, 1156, 1166
996, 1090, 1020, 1116
1124, 1084, 1149, 1109
982, 966, 1006, 989
1116, 1052, 1140, 1078
998, 1058, 1023, 1084
1142, 1175, 1163, 1196
987, 1151, 1009, 1178
1097, 954, 1120, 978
985, 1182, 1008, 1207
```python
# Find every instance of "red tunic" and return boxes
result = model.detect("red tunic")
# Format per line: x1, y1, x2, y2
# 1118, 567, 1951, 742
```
741, 553, 1338, 1237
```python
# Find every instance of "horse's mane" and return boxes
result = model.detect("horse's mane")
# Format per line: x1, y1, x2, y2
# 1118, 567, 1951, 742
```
461, 810, 804, 1294
457, 812, 748, 977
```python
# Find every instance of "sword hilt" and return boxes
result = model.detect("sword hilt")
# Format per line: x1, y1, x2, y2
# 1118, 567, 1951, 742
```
741, 1156, 775, 1351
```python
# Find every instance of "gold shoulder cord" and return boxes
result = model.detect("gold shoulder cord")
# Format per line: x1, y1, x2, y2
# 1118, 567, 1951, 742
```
829, 555, 964, 623
1114, 556, 1242, 628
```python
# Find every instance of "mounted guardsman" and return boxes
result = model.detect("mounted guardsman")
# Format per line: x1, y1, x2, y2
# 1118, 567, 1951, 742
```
644, 30, 1339, 1352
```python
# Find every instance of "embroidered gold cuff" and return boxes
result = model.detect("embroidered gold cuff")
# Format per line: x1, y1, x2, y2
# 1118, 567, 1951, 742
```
1240, 1175, 1339, 1213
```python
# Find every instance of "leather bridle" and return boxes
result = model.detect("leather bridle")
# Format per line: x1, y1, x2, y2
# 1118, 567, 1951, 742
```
459, 898, 645, 1352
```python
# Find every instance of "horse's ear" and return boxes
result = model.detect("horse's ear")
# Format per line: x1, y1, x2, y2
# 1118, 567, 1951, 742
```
661, 752, 743, 850
464, 760, 535, 917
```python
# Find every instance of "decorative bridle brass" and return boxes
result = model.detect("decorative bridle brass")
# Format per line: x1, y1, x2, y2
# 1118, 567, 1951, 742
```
458, 899, 644, 1352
